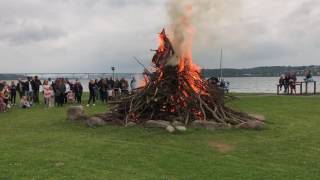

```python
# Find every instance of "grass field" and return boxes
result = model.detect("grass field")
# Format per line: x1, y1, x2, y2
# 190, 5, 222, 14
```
0, 94, 320, 180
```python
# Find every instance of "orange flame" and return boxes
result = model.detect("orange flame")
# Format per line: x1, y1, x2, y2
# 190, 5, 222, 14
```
158, 33, 165, 52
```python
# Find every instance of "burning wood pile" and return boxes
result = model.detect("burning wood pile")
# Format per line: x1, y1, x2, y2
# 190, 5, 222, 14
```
106, 29, 264, 129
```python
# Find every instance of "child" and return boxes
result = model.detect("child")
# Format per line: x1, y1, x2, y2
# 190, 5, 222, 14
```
20, 96, 31, 109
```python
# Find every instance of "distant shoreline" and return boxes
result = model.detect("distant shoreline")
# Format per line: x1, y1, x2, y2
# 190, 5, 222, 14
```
1, 65, 320, 79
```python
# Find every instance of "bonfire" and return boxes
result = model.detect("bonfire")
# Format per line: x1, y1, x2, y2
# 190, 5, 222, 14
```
105, 28, 263, 129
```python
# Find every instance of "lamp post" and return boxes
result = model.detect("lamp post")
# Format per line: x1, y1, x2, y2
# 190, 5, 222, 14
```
111, 67, 115, 81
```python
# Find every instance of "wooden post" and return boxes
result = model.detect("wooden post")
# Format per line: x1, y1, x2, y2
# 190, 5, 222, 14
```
305, 82, 308, 94
314, 81, 317, 94
300, 83, 303, 95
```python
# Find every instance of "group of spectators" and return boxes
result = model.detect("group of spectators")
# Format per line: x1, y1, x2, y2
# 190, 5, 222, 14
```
207, 77, 230, 93
278, 70, 313, 95
0, 76, 132, 113
279, 73, 297, 94
87, 77, 130, 107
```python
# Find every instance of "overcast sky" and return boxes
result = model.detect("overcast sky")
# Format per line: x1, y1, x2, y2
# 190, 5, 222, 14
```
0, 0, 319, 73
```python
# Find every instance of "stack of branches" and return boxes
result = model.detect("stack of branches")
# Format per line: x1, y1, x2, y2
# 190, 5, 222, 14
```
108, 29, 261, 127
110, 65, 257, 126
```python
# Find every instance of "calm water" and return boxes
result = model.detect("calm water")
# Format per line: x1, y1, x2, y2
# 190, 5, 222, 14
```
3, 76, 320, 93
224, 76, 320, 93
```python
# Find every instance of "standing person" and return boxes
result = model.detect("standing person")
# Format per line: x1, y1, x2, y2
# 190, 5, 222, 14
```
95, 79, 100, 100
87, 80, 96, 107
44, 81, 54, 108
73, 80, 83, 104
107, 77, 114, 101
67, 81, 75, 104
279, 75, 285, 92
68, 80, 74, 93
64, 80, 71, 104
290, 73, 297, 95
25, 77, 34, 103
98, 78, 104, 102
0, 91, 6, 112
9, 81, 17, 105
32, 76, 42, 104
17, 79, 25, 99
2, 85, 10, 109
48, 78, 54, 86
114, 78, 120, 97
52, 79, 57, 104
55, 79, 66, 107
98, 78, 107, 103
100, 78, 108, 103
48, 86, 55, 108
120, 78, 129, 95
43, 80, 51, 106
0, 82, 6, 112
284, 73, 290, 94
0, 81, 4, 92
108, 77, 114, 90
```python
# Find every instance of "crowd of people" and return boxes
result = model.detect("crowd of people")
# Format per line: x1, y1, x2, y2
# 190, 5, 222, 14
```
278, 70, 314, 95
0, 76, 133, 113
278, 73, 297, 94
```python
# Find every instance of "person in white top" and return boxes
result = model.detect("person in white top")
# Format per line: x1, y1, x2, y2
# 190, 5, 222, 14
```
43, 80, 51, 107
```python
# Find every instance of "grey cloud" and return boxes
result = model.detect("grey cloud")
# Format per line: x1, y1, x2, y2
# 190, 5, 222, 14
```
0, 0, 319, 73
0, 26, 67, 45
50, 0, 158, 8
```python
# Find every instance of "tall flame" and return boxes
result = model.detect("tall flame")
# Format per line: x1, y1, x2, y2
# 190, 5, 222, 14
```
169, 4, 204, 94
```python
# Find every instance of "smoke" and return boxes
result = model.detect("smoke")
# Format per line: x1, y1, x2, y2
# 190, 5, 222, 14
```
166, 0, 243, 65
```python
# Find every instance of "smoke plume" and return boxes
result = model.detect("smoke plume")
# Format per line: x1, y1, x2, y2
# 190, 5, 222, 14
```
166, 0, 243, 66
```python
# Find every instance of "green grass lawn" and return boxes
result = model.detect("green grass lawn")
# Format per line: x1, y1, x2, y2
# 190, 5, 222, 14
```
0, 94, 320, 180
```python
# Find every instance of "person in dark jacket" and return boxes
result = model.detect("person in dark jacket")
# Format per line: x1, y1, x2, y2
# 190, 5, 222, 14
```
98, 78, 103, 102
284, 73, 290, 94
100, 78, 108, 103
10, 81, 17, 105
0, 81, 4, 92
32, 76, 42, 104
73, 80, 83, 104
278, 75, 285, 91
87, 80, 96, 107
55, 79, 66, 107
94, 79, 99, 100
107, 77, 114, 89
17, 79, 25, 99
